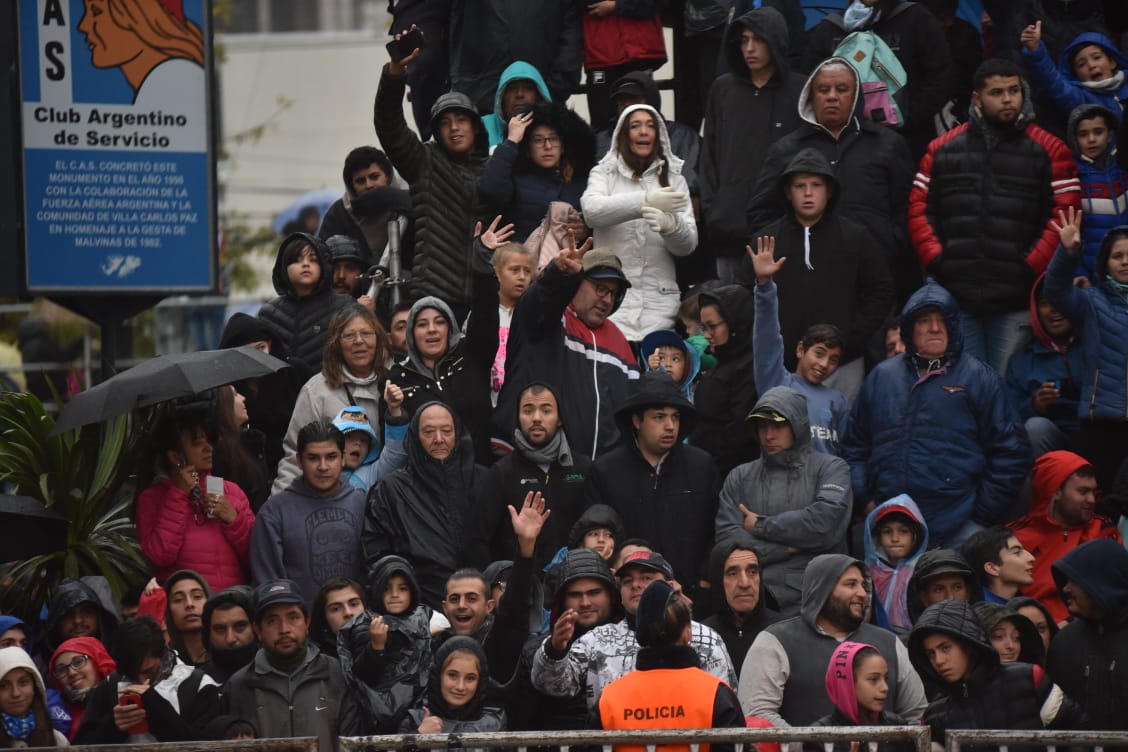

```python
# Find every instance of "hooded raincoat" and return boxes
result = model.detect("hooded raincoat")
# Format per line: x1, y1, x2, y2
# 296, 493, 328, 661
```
715, 387, 852, 613
864, 495, 928, 634
399, 637, 505, 742
362, 402, 484, 609
582, 104, 698, 342
340, 556, 432, 733
843, 282, 1031, 545
738, 555, 926, 727
481, 62, 553, 149
0, 647, 70, 747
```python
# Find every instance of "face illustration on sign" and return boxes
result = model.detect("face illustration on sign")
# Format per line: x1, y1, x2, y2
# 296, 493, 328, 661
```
77, 0, 205, 100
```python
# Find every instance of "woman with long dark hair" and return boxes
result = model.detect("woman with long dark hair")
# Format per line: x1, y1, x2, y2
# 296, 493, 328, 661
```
135, 406, 255, 591
0, 647, 68, 747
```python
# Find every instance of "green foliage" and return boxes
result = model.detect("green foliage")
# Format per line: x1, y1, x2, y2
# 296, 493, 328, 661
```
0, 392, 148, 622
223, 213, 279, 292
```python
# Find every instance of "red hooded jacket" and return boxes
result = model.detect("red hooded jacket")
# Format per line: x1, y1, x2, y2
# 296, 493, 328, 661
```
49, 636, 116, 741
1011, 450, 1122, 622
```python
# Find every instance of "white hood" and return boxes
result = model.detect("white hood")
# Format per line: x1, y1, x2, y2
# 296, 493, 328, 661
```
600, 104, 684, 177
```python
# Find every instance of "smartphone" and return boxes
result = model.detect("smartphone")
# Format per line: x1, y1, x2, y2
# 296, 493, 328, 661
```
386, 28, 424, 62
206, 475, 224, 496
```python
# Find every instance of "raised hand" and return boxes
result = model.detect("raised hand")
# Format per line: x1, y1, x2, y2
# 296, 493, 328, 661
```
550, 609, 578, 652
507, 110, 534, 144
509, 491, 551, 558
747, 237, 786, 284
474, 215, 516, 250
1020, 20, 1041, 52
1051, 207, 1083, 255
554, 228, 594, 275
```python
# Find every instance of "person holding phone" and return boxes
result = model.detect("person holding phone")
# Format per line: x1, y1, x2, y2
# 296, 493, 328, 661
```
135, 403, 256, 592
375, 25, 490, 320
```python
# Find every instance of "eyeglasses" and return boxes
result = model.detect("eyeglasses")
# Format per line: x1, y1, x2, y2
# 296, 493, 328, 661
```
700, 320, 727, 332
531, 135, 561, 148
588, 281, 619, 301
53, 654, 90, 678
341, 330, 377, 343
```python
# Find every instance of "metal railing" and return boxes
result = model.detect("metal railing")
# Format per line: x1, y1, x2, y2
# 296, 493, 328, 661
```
343, 726, 931, 752
64, 738, 319, 752
945, 729, 1128, 752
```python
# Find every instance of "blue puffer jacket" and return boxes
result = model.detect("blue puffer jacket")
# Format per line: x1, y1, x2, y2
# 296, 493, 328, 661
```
1004, 274, 1084, 436
1067, 104, 1128, 280
1022, 33, 1128, 124
843, 282, 1031, 545
1045, 228, 1128, 422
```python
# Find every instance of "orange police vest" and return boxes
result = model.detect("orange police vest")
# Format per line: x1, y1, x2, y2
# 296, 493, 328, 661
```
598, 667, 727, 752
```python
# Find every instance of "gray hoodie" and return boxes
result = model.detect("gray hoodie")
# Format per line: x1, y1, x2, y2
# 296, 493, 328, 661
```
715, 386, 852, 613
250, 477, 367, 609
737, 554, 927, 728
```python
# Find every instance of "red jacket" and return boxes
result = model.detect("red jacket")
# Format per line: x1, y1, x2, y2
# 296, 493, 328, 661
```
1010, 450, 1121, 622
581, 13, 665, 70
135, 474, 255, 591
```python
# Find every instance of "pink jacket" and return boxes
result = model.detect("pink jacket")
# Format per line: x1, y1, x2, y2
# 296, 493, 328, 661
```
135, 474, 255, 591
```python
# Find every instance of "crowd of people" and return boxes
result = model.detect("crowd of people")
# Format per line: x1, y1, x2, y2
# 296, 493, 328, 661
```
5, 0, 1128, 749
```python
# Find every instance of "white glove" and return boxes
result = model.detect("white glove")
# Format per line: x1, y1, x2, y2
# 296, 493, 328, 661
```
642, 206, 676, 234
645, 187, 689, 213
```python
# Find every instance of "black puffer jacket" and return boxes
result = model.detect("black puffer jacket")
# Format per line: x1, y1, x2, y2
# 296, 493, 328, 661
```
908, 599, 1080, 743
700, 534, 781, 672
908, 80, 1080, 315
586, 371, 721, 607
700, 7, 806, 258
689, 285, 759, 476
341, 556, 432, 734
374, 70, 488, 307
257, 233, 351, 384
362, 402, 484, 609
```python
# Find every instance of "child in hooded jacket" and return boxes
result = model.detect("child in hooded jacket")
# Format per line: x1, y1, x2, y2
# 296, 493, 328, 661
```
864, 496, 929, 635
399, 636, 505, 745
339, 556, 433, 734
810, 641, 914, 752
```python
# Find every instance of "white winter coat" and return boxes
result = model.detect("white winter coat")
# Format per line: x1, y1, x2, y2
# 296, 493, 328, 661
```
581, 104, 698, 341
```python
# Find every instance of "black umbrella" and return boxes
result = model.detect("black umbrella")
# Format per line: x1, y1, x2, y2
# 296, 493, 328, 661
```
51, 347, 289, 435
0, 495, 68, 561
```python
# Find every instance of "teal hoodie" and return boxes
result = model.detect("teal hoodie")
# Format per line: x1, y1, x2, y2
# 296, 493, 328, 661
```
482, 62, 553, 149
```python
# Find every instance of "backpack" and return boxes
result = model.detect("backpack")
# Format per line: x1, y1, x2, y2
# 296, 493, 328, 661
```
832, 30, 908, 128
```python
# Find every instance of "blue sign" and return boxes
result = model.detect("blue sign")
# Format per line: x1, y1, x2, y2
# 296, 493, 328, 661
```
18, 0, 214, 293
